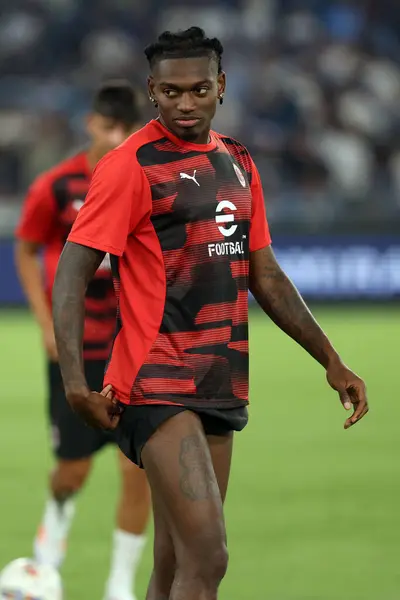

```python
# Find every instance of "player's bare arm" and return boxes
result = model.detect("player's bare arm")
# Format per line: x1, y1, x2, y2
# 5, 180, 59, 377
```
15, 239, 58, 360
249, 244, 368, 429
52, 241, 121, 430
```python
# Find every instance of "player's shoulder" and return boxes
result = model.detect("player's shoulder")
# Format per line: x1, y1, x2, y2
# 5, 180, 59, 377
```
214, 131, 249, 154
115, 120, 165, 156
31, 151, 88, 191
96, 121, 164, 173
214, 131, 253, 176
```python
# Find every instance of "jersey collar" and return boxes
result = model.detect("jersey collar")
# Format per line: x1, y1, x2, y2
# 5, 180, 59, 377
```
151, 119, 217, 152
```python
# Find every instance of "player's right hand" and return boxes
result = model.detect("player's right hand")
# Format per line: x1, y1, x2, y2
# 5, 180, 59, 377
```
42, 323, 58, 361
69, 385, 122, 430
326, 359, 369, 429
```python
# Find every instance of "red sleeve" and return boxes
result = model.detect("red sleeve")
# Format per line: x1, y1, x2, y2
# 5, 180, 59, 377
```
16, 175, 57, 245
249, 158, 271, 252
68, 147, 148, 256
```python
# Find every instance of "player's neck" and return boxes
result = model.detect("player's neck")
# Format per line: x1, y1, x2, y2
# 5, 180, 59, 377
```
157, 117, 211, 145
85, 147, 102, 171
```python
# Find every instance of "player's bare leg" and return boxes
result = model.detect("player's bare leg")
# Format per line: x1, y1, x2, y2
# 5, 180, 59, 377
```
34, 458, 92, 568
142, 411, 229, 600
146, 429, 233, 600
116, 449, 151, 535
51, 458, 93, 501
146, 493, 175, 599
103, 450, 150, 600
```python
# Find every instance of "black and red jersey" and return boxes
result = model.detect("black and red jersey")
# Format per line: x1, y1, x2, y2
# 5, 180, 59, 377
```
16, 152, 116, 361
69, 120, 271, 407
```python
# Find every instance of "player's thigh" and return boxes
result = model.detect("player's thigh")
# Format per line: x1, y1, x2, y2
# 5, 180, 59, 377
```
141, 410, 225, 550
207, 432, 233, 504
200, 405, 247, 502
117, 449, 150, 497
47, 360, 113, 460
150, 432, 232, 564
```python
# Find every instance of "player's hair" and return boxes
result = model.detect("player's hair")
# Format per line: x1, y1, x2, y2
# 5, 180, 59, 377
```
92, 80, 141, 127
144, 27, 223, 74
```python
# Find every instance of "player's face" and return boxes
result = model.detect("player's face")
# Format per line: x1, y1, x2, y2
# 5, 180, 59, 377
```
86, 114, 132, 157
149, 56, 226, 144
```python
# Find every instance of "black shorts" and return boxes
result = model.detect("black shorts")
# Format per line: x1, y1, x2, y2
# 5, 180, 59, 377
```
116, 403, 249, 468
48, 360, 115, 460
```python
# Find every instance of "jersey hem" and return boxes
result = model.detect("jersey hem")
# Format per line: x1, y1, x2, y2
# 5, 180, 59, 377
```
119, 396, 249, 409
106, 379, 249, 410
249, 240, 271, 253
67, 234, 123, 257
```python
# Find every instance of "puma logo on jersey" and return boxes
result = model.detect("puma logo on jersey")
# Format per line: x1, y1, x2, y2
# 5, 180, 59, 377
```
180, 170, 200, 187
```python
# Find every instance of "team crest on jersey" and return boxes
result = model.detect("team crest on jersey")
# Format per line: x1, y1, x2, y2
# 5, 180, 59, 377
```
233, 163, 246, 188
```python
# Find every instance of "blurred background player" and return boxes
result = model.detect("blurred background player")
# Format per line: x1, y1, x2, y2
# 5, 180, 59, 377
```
14, 80, 150, 600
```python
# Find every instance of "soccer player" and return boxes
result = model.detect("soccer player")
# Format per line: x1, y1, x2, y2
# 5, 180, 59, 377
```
15, 81, 150, 600
52, 28, 369, 600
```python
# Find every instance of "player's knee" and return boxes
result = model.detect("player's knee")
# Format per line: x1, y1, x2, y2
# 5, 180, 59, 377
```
201, 540, 228, 584
51, 459, 92, 497
182, 529, 228, 585
154, 532, 176, 571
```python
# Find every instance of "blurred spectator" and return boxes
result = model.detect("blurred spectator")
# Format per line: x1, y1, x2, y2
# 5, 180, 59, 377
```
0, 0, 399, 234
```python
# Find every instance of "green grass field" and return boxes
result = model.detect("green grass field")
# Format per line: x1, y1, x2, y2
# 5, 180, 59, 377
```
0, 306, 398, 599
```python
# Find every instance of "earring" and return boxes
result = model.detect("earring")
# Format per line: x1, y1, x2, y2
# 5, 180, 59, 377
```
219, 94, 224, 105
149, 96, 158, 108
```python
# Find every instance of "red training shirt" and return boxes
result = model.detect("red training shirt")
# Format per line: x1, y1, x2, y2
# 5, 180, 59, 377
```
16, 152, 116, 361
68, 120, 271, 407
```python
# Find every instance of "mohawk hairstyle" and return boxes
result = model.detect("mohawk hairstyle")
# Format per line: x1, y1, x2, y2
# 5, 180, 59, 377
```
144, 26, 223, 73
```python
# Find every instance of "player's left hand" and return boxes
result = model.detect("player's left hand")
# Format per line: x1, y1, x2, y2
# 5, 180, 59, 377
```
67, 385, 122, 430
326, 358, 369, 429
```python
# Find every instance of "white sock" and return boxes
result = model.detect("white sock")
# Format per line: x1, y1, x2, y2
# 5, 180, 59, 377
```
34, 497, 76, 569
104, 529, 146, 600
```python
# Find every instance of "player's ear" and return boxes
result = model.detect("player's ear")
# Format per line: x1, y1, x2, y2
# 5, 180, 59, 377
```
217, 71, 226, 99
147, 76, 156, 105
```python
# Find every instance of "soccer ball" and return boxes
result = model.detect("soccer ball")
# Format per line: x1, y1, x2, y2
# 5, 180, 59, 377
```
0, 558, 62, 599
